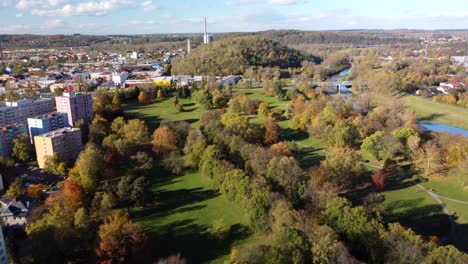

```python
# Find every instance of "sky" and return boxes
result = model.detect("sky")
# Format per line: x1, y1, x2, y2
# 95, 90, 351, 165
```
1, 0, 468, 34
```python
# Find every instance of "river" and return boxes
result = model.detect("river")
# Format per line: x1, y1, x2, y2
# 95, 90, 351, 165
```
329, 68, 468, 137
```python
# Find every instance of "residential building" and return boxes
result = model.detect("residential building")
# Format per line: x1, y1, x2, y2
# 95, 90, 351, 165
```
38, 76, 56, 88
437, 82, 466, 94
34, 127, 82, 168
55, 92, 93, 126
0, 226, 8, 264
0, 194, 36, 228
0, 98, 55, 126
0, 124, 28, 157
27, 112, 69, 143
112, 72, 129, 85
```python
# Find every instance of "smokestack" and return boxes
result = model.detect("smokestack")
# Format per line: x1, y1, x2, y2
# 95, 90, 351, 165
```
204, 17, 208, 44
187, 39, 191, 54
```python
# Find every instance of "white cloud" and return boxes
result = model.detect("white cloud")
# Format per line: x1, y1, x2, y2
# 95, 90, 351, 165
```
0, 0, 11, 7
141, 0, 158, 12
16, 0, 66, 10
269, 0, 301, 5
29, 0, 134, 16
16, 13, 23, 17
0, 19, 66, 33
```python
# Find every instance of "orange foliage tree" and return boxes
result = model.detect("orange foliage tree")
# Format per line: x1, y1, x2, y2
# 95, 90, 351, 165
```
152, 125, 178, 156
96, 211, 145, 264
264, 119, 280, 144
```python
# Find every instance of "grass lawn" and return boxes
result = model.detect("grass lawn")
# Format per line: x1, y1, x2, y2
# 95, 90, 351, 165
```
382, 177, 450, 238
402, 95, 468, 130
233, 88, 290, 110
125, 98, 205, 130
420, 176, 468, 202
131, 170, 251, 263
441, 199, 468, 252
354, 92, 468, 129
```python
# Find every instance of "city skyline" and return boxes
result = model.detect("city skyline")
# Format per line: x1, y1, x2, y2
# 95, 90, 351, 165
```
1, 0, 468, 34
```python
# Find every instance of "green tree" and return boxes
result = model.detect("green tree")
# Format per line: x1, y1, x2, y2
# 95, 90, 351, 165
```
199, 145, 221, 179
361, 131, 386, 160
74, 207, 89, 230
12, 134, 34, 162
69, 144, 104, 192
323, 197, 385, 263
7, 178, 25, 199
322, 120, 360, 149
221, 112, 249, 135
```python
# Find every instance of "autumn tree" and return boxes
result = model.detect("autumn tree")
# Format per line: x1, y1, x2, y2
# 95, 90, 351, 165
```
152, 125, 178, 156
258, 102, 269, 118
138, 90, 150, 103
372, 170, 386, 190
267, 156, 305, 204
413, 140, 443, 177
264, 119, 280, 144
12, 134, 34, 162
96, 211, 145, 263
26, 184, 47, 202
320, 148, 366, 190
63, 180, 83, 211
122, 119, 150, 146
7, 178, 25, 199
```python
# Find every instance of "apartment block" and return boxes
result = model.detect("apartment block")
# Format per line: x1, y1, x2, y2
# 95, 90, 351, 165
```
34, 127, 82, 169
27, 112, 69, 143
0, 124, 28, 157
0, 98, 55, 126
55, 92, 93, 126
0, 228, 8, 264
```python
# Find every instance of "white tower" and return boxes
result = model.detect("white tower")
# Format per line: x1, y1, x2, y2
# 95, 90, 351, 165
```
203, 17, 214, 44
187, 39, 191, 54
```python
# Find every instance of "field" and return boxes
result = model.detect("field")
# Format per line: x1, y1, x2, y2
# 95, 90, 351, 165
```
402, 95, 468, 130
353, 92, 468, 129
126, 88, 468, 261
126, 98, 252, 263
381, 178, 449, 238
126, 98, 205, 130
131, 170, 250, 263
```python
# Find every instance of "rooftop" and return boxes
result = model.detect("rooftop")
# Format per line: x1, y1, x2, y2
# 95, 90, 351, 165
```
35, 127, 80, 138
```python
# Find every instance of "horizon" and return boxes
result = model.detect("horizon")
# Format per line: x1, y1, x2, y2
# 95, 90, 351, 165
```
3, 28, 468, 36
2, 0, 468, 34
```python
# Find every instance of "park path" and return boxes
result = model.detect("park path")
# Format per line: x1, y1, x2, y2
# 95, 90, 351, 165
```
295, 140, 467, 240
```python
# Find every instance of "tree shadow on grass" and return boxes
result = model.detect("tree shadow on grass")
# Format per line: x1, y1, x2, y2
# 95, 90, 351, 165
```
142, 220, 251, 263
281, 127, 309, 142
383, 199, 450, 238
295, 148, 325, 168
418, 113, 445, 122
452, 223, 468, 253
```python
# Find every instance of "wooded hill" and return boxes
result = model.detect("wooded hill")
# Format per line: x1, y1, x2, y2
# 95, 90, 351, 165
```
171, 35, 305, 76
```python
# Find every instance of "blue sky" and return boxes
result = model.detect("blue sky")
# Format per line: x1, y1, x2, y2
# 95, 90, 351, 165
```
1, 0, 468, 34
